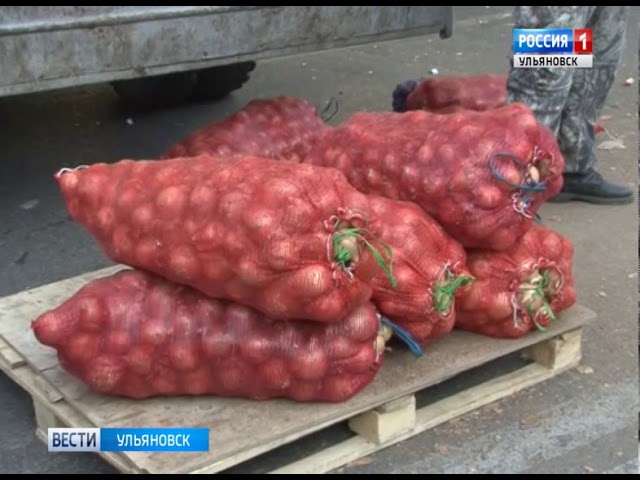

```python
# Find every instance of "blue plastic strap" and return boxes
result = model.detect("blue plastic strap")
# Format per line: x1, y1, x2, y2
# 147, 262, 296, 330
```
488, 152, 547, 193
380, 317, 423, 358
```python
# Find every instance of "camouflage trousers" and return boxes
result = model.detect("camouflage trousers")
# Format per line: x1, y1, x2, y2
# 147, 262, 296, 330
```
506, 6, 628, 174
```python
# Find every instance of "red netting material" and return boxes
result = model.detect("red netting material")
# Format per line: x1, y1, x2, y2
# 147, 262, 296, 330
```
455, 225, 577, 338
32, 269, 384, 401
162, 97, 331, 163
303, 103, 565, 251
406, 74, 507, 113
367, 197, 472, 346
55, 155, 394, 323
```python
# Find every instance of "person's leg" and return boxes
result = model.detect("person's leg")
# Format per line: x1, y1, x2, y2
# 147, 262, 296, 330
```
506, 7, 593, 137
551, 6, 633, 204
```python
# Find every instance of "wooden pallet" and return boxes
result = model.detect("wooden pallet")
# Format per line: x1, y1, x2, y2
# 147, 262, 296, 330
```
0, 267, 594, 474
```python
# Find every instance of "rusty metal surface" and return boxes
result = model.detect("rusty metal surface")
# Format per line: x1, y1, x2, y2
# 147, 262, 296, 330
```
0, 6, 452, 97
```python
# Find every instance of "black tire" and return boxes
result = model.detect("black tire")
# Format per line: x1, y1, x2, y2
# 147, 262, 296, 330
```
192, 61, 256, 101
111, 71, 198, 110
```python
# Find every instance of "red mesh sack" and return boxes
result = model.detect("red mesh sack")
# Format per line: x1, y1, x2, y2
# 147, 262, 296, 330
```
392, 74, 507, 114
367, 197, 473, 347
392, 74, 605, 133
304, 103, 565, 251
162, 97, 331, 163
55, 155, 397, 324
455, 225, 577, 338
32, 269, 388, 402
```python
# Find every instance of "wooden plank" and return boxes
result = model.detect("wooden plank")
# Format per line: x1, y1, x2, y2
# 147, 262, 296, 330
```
0, 267, 596, 475
348, 394, 417, 444
270, 332, 582, 475
0, 350, 143, 474
0, 337, 26, 368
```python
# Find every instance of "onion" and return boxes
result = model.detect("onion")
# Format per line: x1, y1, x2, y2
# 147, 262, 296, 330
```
490, 228, 518, 252
380, 324, 393, 342
85, 355, 125, 393
117, 270, 149, 290
76, 296, 106, 332
322, 374, 360, 402
134, 238, 160, 266
457, 282, 485, 311
172, 307, 199, 340
131, 203, 155, 231
182, 367, 212, 395
267, 239, 297, 271
216, 360, 250, 393
168, 247, 200, 280
224, 304, 257, 334
340, 346, 376, 374
139, 319, 172, 346
156, 185, 187, 217
116, 186, 143, 213
290, 346, 328, 380
96, 208, 115, 232
474, 185, 504, 210
119, 375, 153, 399
239, 335, 274, 364
288, 380, 320, 402
32, 311, 75, 347
125, 344, 155, 375
105, 330, 132, 354
417, 144, 434, 164
467, 255, 495, 280
63, 333, 101, 363
189, 185, 217, 212
258, 358, 291, 391
237, 259, 269, 287
326, 336, 360, 360
542, 233, 563, 258
151, 367, 179, 395
338, 305, 379, 342
201, 330, 234, 358
168, 341, 201, 372
374, 334, 386, 355
58, 171, 79, 193
243, 208, 277, 231
111, 227, 133, 259
306, 295, 344, 323
486, 292, 514, 320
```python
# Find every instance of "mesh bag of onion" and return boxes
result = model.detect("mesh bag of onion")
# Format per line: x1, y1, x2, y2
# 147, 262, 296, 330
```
392, 75, 605, 134
304, 103, 565, 251
56, 155, 398, 324
162, 96, 331, 163
392, 74, 507, 113
455, 225, 577, 338
367, 196, 473, 347
32, 270, 389, 402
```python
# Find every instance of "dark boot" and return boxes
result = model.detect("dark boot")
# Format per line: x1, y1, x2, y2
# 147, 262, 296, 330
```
548, 169, 634, 205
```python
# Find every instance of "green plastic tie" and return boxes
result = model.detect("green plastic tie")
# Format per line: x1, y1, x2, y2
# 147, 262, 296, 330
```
520, 269, 557, 332
433, 270, 474, 314
332, 227, 397, 288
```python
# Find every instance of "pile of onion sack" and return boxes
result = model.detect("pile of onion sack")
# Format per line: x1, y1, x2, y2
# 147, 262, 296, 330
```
34, 95, 579, 403
37, 151, 474, 401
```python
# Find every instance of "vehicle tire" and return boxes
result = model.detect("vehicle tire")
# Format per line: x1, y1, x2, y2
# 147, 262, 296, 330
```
192, 61, 256, 101
111, 71, 198, 109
